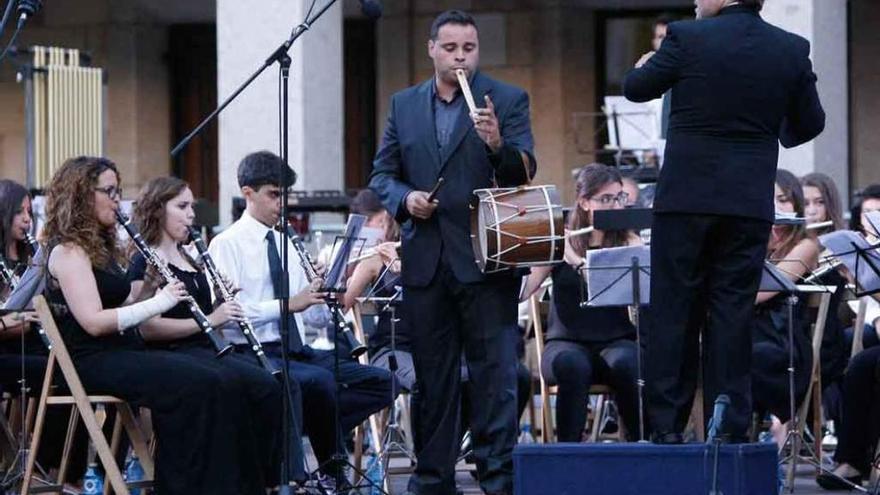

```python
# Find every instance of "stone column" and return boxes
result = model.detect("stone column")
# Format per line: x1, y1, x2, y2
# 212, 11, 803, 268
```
762, 0, 849, 198
216, 0, 344, 226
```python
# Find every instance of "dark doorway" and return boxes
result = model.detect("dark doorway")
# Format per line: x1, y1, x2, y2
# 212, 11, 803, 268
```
344, 19, 377, 190
169, 24, 219, 223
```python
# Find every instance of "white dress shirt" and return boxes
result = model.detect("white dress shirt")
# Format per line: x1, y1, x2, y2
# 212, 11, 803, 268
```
208, 210, 309, 345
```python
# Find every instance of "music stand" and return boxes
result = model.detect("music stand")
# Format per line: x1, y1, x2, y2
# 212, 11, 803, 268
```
760, 261, 852, 492
819, 230, 880, 298
1, 251, 52, 491
579, 244, 650, 442
357, 284, 413, 493
313, 215, 388, 494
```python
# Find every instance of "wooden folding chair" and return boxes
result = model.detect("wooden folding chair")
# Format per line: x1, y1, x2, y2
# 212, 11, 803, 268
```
787, 287, 833, 483
850, 296, 868, 358
529, 291, 621, 443
21, 296, 154, 495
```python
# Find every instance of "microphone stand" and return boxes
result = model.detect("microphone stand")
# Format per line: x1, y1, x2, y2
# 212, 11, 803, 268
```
170, 2, 341, 493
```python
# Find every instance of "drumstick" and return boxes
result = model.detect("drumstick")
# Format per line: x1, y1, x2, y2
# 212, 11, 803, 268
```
564, 226, 595, 238
455, 69, 479, 116
427, 178, 445, 202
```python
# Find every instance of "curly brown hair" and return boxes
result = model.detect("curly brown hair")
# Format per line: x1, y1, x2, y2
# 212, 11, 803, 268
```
41, 156, 122, 268
133, 176, 189, 246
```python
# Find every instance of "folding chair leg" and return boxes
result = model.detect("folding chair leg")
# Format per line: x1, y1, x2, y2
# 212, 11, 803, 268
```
118, 404, 153, 479
590, 396, 605, 443
21, 355, 56, 495
352, 424, 365, 485
56, 407, 80, 492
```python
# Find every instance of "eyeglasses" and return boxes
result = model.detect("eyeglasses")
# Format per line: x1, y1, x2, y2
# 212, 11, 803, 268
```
589, 192, 629, 206
94, 185, 122, 200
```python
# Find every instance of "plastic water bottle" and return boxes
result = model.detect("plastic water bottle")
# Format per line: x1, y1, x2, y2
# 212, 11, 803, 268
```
365, 454, 384, 495
124, 452, 145, 495
518, 423, 535, 444
82, 463, 104, 495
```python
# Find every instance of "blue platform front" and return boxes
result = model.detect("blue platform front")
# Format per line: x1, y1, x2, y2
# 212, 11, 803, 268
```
513, 442, 778, 495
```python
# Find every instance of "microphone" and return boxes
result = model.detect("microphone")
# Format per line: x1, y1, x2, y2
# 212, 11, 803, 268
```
706, 394, 730, 443
359, 0, 382, 19
16, 0, 42, 29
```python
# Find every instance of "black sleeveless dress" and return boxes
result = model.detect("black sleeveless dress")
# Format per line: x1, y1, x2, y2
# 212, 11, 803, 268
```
45, 254, 265, 495
127, 251, 282, 487
751, 285, 813, 422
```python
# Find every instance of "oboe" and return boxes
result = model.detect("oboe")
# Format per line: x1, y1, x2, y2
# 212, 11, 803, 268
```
116, 212, 232, 357
285, 226, 368, 358
188, 227, 280, 376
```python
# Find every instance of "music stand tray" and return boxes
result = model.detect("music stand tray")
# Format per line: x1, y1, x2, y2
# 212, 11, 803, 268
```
583, 245, 650, 307
819, 230, 880, 297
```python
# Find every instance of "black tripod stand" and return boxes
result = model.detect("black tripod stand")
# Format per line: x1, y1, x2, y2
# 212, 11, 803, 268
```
0, 309, 50, 493
316, 294, 388, 495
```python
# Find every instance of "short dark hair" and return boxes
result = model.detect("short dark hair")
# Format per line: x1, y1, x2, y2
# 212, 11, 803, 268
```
237, 151, 297, 190
350, 189, 385, 216
654, 13, 676, 28
430, 10, 477, 41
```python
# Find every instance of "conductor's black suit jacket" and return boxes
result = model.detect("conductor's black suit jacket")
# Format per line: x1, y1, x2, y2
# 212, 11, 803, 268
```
623, 4, 825, 221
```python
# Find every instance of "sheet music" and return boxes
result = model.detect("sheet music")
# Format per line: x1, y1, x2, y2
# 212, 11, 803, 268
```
323, 214, 367, 292
604, 96, 661, 150
758, 261, 799, 293
584, 245, 650, 307
819, 230, 880, 294
865, 211, 880, 239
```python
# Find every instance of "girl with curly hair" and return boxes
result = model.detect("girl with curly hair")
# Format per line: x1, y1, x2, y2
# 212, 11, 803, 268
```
127, 176, 282, 489
42, 156, 266, 495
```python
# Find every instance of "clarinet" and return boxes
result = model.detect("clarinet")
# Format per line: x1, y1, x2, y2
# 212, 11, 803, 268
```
116, 212, 233, 357
0, 254, 16, 288
3, 233, 52, 350
285, 226, 368, 358
188, 227, 281, 376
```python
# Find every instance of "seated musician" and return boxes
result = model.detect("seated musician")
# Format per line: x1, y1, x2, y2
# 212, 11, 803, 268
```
126, 176, 282, 490
800, 172, 848, 432
207, 151, 392, 490
0, 179, 46, 388
845, 184, 880, 352
521, 163, 642, 442
42, 156, 258, 495
751, 169, 819, 446
816, 346, 880, 490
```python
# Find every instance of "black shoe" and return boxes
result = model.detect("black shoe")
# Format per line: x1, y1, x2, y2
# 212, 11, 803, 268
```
652, 431, 684, 444
816, 472, 863, 491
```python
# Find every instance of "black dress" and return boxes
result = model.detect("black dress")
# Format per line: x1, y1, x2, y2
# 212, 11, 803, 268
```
127, 252, 282, 489
750, 288, 813, 422
45, 252, 262, 495
0, 257, 49, 392
540, 262, 640, 441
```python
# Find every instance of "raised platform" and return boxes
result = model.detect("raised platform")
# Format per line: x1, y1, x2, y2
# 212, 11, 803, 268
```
513, 442, 778, 495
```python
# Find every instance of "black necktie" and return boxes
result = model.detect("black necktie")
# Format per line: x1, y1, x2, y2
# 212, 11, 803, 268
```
266, 230, 304, 354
